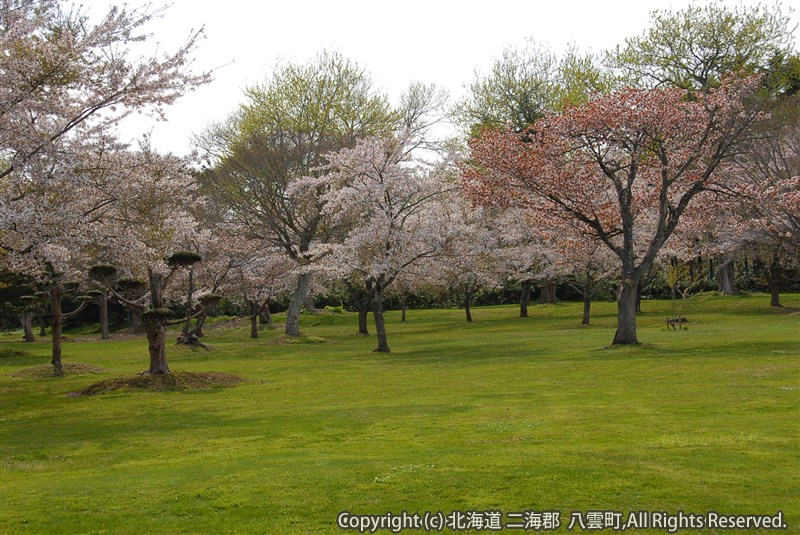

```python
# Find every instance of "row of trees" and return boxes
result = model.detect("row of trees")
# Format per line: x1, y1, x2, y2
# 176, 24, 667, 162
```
2, 0, 798, 373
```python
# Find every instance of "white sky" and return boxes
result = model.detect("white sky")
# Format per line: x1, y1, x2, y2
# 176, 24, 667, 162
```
77, 0, 799, 155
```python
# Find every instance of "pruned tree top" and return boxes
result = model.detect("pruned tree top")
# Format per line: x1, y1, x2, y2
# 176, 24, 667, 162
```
140, 308, 176, 321
89, 264, 118, 282
198, 293, 222, 305
116, 278, 147, 292
166, 251, 203, 268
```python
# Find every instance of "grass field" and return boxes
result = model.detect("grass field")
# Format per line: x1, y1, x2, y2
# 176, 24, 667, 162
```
1, 293, 798, 534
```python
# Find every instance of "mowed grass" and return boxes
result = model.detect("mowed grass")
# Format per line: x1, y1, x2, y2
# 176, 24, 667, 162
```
0, 294, 798, 534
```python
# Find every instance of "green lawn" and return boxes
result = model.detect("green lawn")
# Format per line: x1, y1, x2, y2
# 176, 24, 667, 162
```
1, 294, 798, 534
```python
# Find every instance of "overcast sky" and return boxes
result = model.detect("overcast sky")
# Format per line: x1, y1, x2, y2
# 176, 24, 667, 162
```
78, 0, 799, 155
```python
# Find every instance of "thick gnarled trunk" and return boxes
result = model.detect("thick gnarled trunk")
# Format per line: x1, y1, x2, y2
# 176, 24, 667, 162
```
143, 268, 170, 374
613, 278, 639, 345
145, 322, 169, 374
285, 272, 311, 337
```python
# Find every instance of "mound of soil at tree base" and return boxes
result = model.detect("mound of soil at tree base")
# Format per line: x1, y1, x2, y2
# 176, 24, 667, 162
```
0, 348, 33, 358
10, 363, 106, 378
73, 371, 247, 396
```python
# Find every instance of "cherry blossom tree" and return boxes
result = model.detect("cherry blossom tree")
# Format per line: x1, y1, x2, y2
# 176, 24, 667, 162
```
434, 202, 502, 323
493, 211, 541, 318
320, 132, 457, 352
463, 74, 763, 345
607, 1, 797, 298
668, 94, 800, 307
220, 245, 295, 339
84, 146, 204, 374
490, 208, 565, 317
1, 0, 209, 372
0, 143, 106, 373
1, 0, 210, 179
724, 97, 799, 306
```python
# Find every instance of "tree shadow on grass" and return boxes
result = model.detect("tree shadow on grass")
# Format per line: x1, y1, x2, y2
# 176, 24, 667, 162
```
580, 340, 797, 362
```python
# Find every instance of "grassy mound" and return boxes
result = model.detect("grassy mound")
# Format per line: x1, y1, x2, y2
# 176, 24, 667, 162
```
10, 363, 106, 378
0, 348, 32, 358
74, 371, 246, 396
285, 334, 327, 344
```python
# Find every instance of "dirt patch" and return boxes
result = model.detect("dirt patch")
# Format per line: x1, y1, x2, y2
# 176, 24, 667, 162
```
73, 371, 247, 396
10, 363, 107, 378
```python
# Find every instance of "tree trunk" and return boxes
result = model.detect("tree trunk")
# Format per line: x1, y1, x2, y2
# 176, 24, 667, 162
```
20, 312, 34, 342
372, 286, 390, 353
357, 298, 370, 335
520, 279, 531, 317
145, 322, 169, 374
98, 292, 109, 340
716, 256, 737, 295
181, 267, 194, 342
613, 277, 639, 345
285, 272, 311, 337
193, 312, 207, 337
581, 271, 592, 326
179, 322, 191, 344
400, 295, 407, 323
129, 309, 145, 334
249, 302, 259, 339
635, 279, 643, 314
50, 285, 63, 376
38, 315, 47, 336
768, 253, 784, 308
770, 284, 782, 307
537, 279, 558, 304
259, 302, 272, 325
464, 291, 473, 323
144, 267, 170, 374
304, 292, 320, 314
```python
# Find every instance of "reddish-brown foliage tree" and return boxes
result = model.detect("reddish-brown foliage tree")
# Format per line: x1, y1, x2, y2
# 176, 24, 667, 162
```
462, 74, 763, 344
